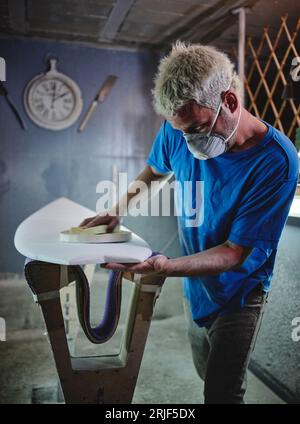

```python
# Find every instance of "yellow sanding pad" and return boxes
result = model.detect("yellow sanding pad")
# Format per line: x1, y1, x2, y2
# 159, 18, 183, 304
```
59, 225, 132, 243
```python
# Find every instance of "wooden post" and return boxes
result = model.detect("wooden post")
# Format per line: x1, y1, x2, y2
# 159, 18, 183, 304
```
232, 7, 247, 106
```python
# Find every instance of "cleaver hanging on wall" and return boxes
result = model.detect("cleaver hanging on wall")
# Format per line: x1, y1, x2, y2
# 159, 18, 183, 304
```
78, 75, 118, 133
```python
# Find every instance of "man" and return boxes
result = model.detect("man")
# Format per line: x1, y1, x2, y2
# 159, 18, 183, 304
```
80, 42, 299, 403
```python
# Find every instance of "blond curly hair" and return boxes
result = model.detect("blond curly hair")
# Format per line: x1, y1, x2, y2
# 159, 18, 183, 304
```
152, 41, 241, 117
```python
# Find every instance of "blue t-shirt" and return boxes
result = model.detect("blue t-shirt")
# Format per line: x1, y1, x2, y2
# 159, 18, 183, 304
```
147, 120, 299, 327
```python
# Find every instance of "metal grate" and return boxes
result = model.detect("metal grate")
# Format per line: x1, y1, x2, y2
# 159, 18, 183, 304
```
244, 14, 300, 141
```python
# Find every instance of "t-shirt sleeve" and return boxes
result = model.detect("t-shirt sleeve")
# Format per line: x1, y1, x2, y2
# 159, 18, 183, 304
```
147, 120, 173, 174
228, 176, 298, 249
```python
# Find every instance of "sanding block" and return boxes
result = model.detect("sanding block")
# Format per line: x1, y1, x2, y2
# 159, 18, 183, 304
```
59, 224, 132, 243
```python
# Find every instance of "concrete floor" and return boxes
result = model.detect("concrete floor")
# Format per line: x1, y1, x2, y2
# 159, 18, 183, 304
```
0, 270, 284, 404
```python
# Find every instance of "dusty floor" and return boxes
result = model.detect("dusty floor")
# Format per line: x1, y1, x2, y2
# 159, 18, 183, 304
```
0, 270, 284, 404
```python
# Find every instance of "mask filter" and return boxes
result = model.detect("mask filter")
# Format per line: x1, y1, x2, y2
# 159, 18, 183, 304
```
183, 82, 241, 160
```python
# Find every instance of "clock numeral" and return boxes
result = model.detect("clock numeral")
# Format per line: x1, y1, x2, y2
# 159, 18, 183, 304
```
36, 104, 45, 112
33, 98, 43, 105
57, 82, 65, 94
42, 109, 49, 118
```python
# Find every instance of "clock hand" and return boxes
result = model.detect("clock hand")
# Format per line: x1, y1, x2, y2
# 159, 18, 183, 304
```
53, 91, 69, 102
51, 82, 57, 109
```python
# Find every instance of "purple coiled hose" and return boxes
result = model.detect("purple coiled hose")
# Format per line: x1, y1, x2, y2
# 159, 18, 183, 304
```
24, 253, 165, 344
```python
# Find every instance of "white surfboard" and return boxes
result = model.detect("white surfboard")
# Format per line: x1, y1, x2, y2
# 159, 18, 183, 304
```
14, 197, 152, 265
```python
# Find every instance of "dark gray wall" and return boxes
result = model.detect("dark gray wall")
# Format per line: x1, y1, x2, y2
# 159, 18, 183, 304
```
0, 36, 178, 272
251, 220, 300, 403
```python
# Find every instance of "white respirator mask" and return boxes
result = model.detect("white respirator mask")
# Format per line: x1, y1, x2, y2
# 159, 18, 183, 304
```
183, 82, 241, 160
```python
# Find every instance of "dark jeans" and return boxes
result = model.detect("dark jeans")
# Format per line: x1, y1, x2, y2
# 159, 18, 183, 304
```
183, 284, 268, 404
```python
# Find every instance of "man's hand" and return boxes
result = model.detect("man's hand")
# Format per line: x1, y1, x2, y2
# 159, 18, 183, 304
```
79, 213, 120, 231
102, 254, 169, 276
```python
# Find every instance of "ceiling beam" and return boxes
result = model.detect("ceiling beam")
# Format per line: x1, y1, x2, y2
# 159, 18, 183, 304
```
150, 4, 209, 45
7, 0, 28, 34
100, 0, 136, 42
155, 0, 258, 47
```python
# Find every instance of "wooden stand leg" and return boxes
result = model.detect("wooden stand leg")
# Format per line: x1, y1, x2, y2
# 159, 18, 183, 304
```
25, 261, 164, 404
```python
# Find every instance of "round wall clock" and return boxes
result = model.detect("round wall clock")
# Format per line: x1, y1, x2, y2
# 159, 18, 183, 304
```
23, 59, 83, 130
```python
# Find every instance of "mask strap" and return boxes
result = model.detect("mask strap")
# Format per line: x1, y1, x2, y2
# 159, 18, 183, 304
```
207, 79, 232, 137
224, 100, 242, 144
207, 101, 222, 137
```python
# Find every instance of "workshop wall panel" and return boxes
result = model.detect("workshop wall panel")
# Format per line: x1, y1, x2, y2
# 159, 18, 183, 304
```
0, 36, 172, 272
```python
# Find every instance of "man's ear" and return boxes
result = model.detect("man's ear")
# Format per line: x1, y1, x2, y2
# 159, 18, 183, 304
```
222, 91, 239, 113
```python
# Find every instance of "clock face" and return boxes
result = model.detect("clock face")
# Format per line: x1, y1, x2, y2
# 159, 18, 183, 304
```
24, 70, 83, 130
31, 78, 75, 123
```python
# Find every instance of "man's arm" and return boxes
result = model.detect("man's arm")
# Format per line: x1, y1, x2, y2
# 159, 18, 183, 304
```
103, 240, 253, 277
80, 165, 172, 228
115, 165, 172, 215
163, 240, 252, 277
